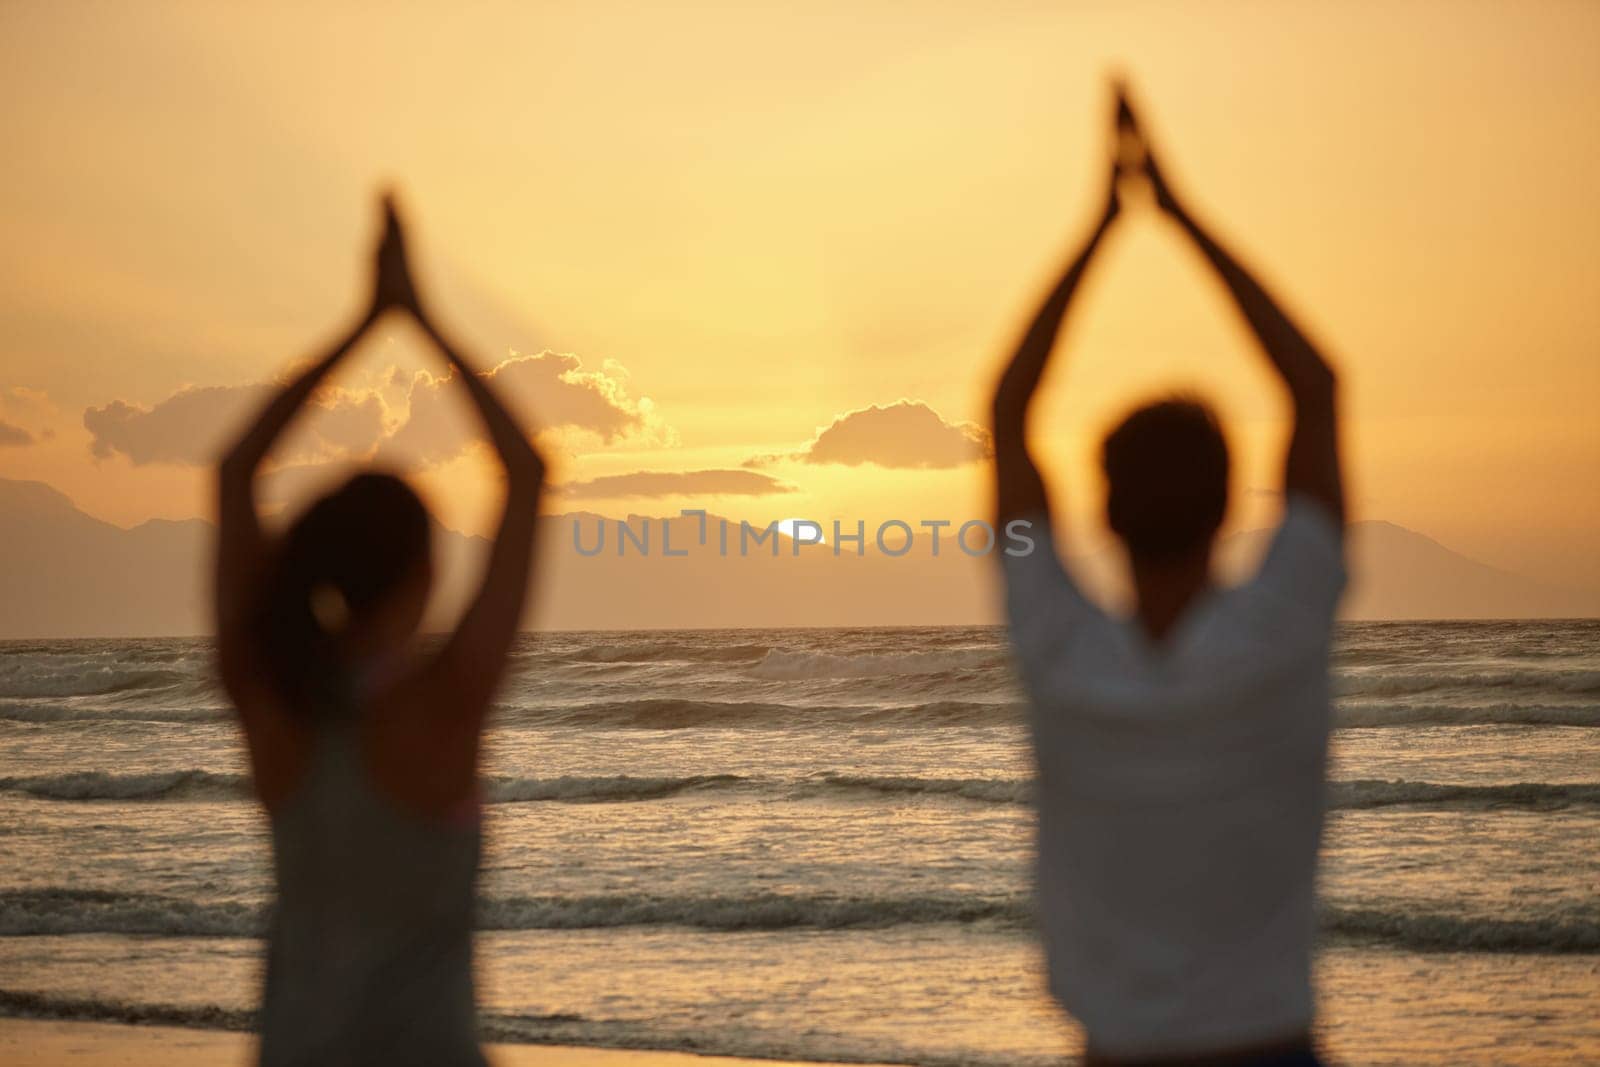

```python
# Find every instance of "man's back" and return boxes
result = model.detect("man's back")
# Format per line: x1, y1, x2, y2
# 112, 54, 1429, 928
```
1003, 497, 1346, 1060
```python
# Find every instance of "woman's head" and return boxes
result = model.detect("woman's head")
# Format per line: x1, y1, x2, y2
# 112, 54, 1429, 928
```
256, 472, 433, 713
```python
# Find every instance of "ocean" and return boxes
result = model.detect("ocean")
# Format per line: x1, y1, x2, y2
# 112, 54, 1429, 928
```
1, 621, 1597, 1064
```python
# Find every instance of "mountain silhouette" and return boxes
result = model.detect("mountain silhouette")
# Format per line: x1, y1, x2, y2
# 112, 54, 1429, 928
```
1, 478, 1593, 639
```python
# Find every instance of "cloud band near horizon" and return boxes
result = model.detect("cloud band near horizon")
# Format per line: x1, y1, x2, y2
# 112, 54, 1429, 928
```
78, 350, 667, 468
747, 399, 991, 470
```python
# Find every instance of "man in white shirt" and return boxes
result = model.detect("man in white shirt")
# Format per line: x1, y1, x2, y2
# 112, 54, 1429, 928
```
991, 88, 1346, 1066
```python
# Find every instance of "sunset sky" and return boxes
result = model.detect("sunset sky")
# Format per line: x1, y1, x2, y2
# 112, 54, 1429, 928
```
2, 2, 1596, 595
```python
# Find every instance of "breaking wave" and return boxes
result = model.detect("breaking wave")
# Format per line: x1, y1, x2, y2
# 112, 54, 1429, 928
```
499, 698, 1021, 730
0, 770, 248, 801
0, 989, 255, 1033
0, 702, 229, 724
0, 665, 196, 700
1321, 906, 1600, 954
483, 773, 745, 803
1333, 668, 1600, 698
5, 888, 1595, 953
0, 888, 1024, 938
8, 696, 1590, 731
8, 768, 1597, 814
1328, 780, 1600, 810
0, 889, 263, 937
1333, 703, 1600, 728
810, 774, 1032, 805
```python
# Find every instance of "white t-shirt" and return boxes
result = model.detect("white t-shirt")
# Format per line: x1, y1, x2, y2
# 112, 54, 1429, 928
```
1001, 496, 1346, 1059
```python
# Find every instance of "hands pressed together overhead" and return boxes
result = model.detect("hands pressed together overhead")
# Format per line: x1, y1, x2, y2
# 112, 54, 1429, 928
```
991, 78, 1343, 530
372, 193, 426, 322
1105, 83, 1182, 228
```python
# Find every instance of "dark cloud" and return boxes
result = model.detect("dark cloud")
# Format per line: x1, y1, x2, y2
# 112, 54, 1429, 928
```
80, 350, 666, 469
556, 469, 796, 500
83, 384, 383, 466
0, 420, 33, 448
377, 351, 670, 466
750, 400, 991, 470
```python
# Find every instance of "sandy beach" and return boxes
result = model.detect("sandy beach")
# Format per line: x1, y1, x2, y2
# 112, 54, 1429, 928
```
0, 1019, 891, 1067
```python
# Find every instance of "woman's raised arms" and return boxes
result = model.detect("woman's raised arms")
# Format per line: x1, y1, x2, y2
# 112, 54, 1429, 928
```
215, 198, 418, 656
214, 199, 416, 793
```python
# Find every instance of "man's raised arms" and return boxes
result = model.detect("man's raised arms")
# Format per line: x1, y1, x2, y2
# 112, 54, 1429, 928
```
991, 160, 1121, 532
1124, 99, 1345, 527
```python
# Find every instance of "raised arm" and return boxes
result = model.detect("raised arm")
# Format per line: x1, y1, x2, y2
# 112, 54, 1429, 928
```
412, 291, 546, 727
214, 313, 374, 644
1128, 104, 1344, 526
212, 200, 420, 686
418, 315, 546, 704
991, 166, 1119, 529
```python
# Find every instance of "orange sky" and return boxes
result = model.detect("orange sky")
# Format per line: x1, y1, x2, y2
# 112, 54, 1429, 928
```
1, 1, 1597, 592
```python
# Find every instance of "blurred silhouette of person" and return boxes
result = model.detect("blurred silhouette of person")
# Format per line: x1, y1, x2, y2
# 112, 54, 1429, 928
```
214, 196, 545, 1066
991, 86, 1345, 1066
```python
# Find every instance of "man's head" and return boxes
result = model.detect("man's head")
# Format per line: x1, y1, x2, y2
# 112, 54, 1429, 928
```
1102, 396, 1229, 564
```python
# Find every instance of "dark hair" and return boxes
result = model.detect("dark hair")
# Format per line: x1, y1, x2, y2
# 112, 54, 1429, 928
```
255, 472, 431, 714
1102, 396, 1229, 561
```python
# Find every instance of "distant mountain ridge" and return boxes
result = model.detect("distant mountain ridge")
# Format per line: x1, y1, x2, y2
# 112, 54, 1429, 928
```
0, 480, 214, 639
0, 478, 1594, 638
1216, 518, 1594, 621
